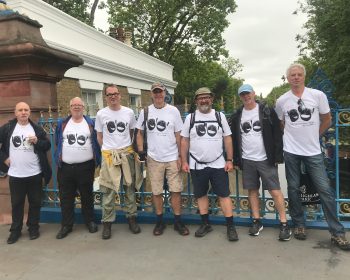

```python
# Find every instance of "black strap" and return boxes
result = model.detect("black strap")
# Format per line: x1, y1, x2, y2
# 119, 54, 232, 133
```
189, 152, 223, 165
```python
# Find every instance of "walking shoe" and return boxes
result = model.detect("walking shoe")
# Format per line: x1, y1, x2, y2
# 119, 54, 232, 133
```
153, 221, 166, 236
195, 223, 213, 237
294, 227, 307, 240
127, 216, 141, 234
56, 226, 73, 239
86, 221, 98, 233
174, 221, 190, 236
227, 224, 239, 241
279, 223, 291, 241
7, 232, 21, 244
29, 229, 40, 240
331, 235, 350, 251
102, 222, 112, 240
249, 219, 263, 236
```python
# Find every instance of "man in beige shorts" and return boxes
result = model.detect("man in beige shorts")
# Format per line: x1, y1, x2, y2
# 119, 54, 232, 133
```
136, 82, 189, 236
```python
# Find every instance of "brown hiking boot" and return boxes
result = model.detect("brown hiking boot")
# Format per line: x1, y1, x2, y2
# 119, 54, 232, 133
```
331, 235, 350, 250
102, 222, 112, 240
127, 216, 141, 234
294, 227, 307, 240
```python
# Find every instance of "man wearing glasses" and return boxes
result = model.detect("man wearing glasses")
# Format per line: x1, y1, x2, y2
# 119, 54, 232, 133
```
180, 87, 239, 241
55, 97, 101, 239
95, 84, 141, 239
136, 82, 189, 236
275, 63, 350, 250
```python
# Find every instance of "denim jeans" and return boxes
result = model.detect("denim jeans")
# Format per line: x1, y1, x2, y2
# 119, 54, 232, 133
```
284, 151, 344, 236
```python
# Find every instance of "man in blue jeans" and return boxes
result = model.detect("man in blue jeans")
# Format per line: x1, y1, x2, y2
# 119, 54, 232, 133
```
275, 63, 350, 250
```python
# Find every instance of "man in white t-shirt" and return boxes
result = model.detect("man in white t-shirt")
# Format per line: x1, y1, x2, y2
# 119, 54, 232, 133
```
230, 84, 290, 241
180, 87, 238, 242
54, 97, 101, 239
275, 63, 350, 250
136, 82, 189, 236
0, 102, 51, 244
95, 84, 141, 239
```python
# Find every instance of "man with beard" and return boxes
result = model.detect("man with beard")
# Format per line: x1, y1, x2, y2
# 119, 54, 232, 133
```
136, 82, 189, 236
230, 84, 291, 241
55, 97, 101, 239
275, 63, 350, 250
180, 87, 238, 241
95, 84, 141, 239
0, 102, 51, 244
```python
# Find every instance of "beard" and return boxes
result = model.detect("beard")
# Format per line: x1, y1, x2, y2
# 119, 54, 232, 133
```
197, 104, 211, 113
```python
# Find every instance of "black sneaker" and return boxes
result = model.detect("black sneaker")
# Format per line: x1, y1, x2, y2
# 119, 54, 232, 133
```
279, 223, 291, 241
294, 227, 307, 240
331, 235, 350, 250
174, 221, 189, 236
153, 221, 166, 236
227, 224, 239, 241
195, 224, 213, 237
29, 229, 40, 240
249, 219, 263, 236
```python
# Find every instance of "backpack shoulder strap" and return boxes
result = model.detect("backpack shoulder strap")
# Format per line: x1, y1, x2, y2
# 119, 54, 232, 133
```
189, 111, 196, 133
215, 110, 223, 133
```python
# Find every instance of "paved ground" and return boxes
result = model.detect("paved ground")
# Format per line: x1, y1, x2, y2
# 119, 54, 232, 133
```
0, 223, 349, 280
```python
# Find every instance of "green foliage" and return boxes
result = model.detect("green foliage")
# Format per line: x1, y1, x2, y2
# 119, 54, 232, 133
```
42, 0, 99, 26
297, 0, 350, 106
106, 0, 236, 64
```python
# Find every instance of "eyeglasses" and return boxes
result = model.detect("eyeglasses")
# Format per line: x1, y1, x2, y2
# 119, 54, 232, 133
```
196, 96, 212, 101
70, 104, 84, 108
105, 92, 120, 97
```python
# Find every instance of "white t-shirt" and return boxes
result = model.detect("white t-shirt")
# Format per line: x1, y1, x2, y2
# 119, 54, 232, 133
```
8, 123, 41, 177
95, 106, 136, 150
181, 110, 231, 170
136, 104, 183, 162
275, 87, 330, 156
241, 106, 267, 161
62, 118, 94, 164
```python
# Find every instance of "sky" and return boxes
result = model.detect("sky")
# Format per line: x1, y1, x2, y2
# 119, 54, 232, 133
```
94, 0, 308, 97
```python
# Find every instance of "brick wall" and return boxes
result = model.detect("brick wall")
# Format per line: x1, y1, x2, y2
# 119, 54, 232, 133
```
57, 78, 82, 117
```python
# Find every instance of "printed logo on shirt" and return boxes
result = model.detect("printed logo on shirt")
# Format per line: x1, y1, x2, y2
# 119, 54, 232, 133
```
106, 120, 128, 133
147, 118, 169, 132
11, 135, 32, 150
66, 133, 89, 146
241, 120, 262, 134
194, 123, 220, 137
287, 99, 315, 122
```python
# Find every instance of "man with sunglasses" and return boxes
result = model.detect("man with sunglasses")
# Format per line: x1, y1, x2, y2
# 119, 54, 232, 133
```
180, 87, 239, 241
55, 97, 101, 239
136, 82, 189, 236
230, 84, 290, 241
95, 84, 141, 239
275, 63, 350, 250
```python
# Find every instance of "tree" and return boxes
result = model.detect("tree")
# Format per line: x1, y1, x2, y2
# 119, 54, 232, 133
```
42, 0, 100, 26
297, 0, 350, 106
106, 0, 236, 64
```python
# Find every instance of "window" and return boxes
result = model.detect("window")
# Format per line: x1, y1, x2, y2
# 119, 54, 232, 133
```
81, 89, 102, 117
129, 94, 141, 115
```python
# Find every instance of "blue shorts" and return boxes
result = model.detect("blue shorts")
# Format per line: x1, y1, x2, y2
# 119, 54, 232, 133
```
190, 167, 230, 198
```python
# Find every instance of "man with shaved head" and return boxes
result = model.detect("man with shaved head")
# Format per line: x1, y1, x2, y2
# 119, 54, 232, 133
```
54, 97, 101, 239
0, 102, 51, 244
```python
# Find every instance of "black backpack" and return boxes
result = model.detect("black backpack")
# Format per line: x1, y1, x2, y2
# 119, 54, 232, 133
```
132, 106, 149, 153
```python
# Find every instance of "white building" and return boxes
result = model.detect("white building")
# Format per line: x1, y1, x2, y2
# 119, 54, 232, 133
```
7, 0, 177, 116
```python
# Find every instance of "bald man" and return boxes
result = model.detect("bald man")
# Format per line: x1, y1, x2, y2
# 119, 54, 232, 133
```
54, 97, 101, 239
0, 102, 51, 244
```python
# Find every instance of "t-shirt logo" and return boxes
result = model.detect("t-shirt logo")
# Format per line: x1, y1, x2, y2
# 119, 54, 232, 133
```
147, 118, 169, 132
67, 134, 88, 146
106, 120, 128, 133
195, 123, 219, 137
287, 99, 315, 122
12, 135, 25, 148
241, 120, 261, 134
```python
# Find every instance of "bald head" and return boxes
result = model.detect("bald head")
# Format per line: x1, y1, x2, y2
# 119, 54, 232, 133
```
69, 97, 85, 121
15, 102, 31, 125
70, 97, 85, 107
